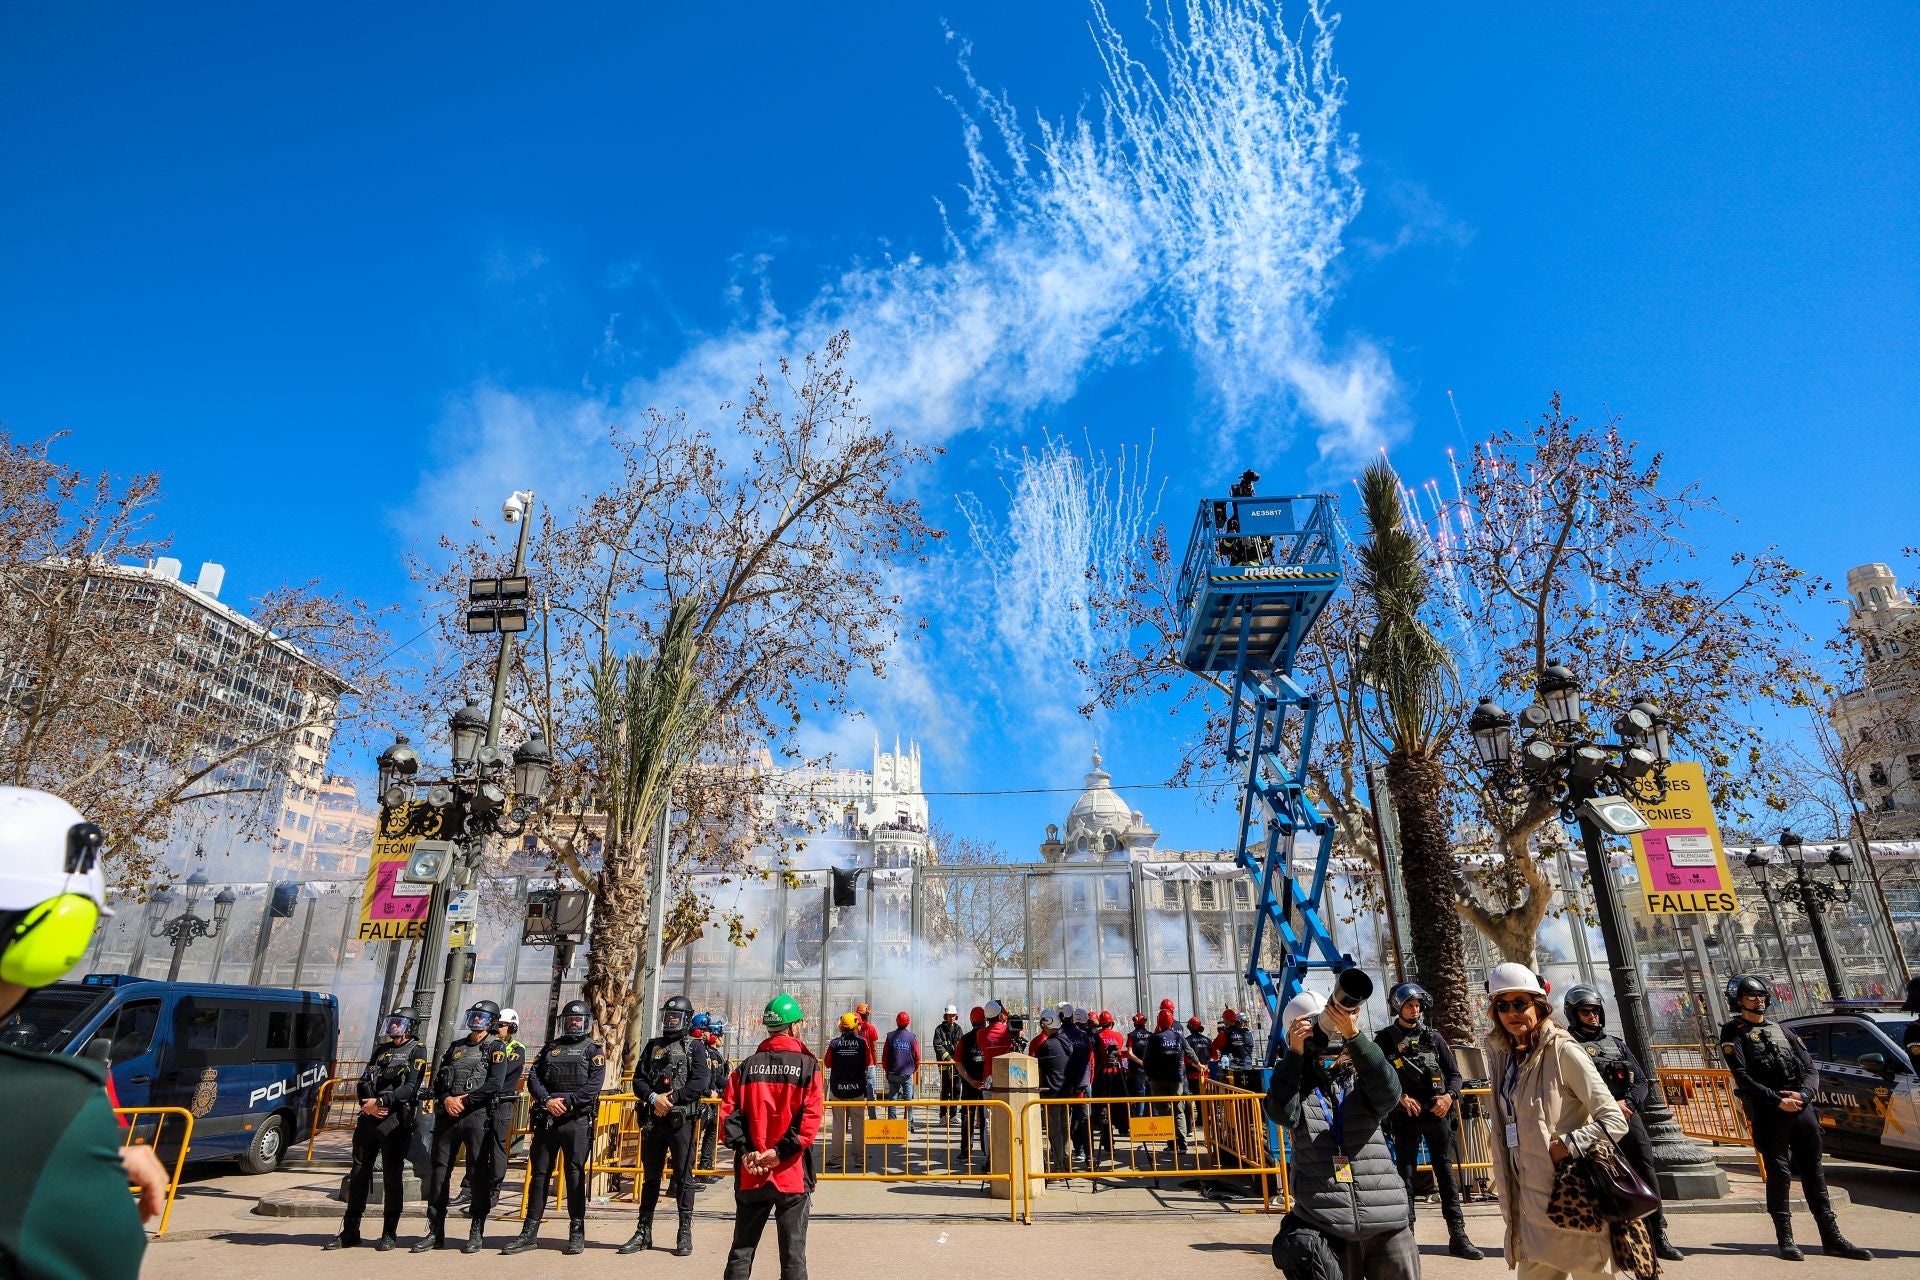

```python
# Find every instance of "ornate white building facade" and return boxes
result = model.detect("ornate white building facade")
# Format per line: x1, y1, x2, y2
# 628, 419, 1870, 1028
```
1831, 562, 1920, 838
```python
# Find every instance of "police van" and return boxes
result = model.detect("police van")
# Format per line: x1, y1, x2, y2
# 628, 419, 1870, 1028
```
0, 974, 338, 1174
1782, 1005, 1920, 1171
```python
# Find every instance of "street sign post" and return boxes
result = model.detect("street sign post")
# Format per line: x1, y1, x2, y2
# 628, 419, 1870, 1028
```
1627, 761, 1741, 915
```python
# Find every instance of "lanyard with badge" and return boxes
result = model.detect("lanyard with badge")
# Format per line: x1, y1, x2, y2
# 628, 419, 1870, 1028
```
1499, 1054, 1521, 1149
1315, 1078, 1353, 1182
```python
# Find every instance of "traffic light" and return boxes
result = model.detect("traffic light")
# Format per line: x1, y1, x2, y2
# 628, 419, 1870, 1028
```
268, 881, 300, 920
831, 867, 859, 908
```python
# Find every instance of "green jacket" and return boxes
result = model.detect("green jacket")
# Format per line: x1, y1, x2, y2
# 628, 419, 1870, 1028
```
0, 1043, 147, 1280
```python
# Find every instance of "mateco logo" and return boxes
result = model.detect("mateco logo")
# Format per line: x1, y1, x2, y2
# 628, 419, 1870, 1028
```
250, 1064, 327, 1108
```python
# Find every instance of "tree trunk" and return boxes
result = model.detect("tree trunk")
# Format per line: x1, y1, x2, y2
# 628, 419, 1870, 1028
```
1383, 751, 1473, 1042
1457, 826, 1554, 965
582, 834, 648, 1085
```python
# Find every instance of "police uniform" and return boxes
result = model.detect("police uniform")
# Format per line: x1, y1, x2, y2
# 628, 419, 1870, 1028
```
337, 1034, 428, 1247
1720, 1011, 1868, 1258
421, 1030, 510, 1250
697, 1035, 728, 1182
1569, 1022, 1675, 1255
520, 1032, 606, 1239
1373, 1018, 1469, 1237
460, 1031, 525, 1210
631, 1026, 712, 1254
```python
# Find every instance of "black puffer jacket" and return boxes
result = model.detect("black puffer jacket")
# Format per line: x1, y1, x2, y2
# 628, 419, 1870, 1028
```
1263, 1032, 1408, 1241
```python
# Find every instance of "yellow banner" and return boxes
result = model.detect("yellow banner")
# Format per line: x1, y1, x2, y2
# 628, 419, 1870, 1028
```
356, 803, 447, 941
1627, 762, 1741, 915
1131, 1115, 1175, 1141
863, 1118, 908, 1144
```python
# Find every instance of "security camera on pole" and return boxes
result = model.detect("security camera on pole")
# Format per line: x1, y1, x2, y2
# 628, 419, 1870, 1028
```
1465, 663, 1728, 1199
387, 489, 553, 1064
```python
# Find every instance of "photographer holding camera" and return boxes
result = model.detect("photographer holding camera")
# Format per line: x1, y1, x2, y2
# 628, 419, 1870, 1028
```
1263, 975, 1419, 1280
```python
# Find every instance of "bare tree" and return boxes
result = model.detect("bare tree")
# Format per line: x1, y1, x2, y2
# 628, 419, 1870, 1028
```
1444, 398, 1828, 961
416, 334, 942, 1074
0, 430, 397, 886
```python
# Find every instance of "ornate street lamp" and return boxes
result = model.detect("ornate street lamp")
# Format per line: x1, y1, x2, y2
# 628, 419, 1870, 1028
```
449, 699, 488, 769
1742, 828, 1858, 998
152, 871, 236, 982
1465, 661, 1728, 1199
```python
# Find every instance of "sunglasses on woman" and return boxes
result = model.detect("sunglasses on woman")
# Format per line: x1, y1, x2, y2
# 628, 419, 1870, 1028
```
1491, 998, 1534, 1014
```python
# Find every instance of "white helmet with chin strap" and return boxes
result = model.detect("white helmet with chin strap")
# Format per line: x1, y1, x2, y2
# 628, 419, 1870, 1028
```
498, 1007, 520, 1030
1486, 962, 1548, 998
1280, 990, 1326, 1027
0, 787, 109, 989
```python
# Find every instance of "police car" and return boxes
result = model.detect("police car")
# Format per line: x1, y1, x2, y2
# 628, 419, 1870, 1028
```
0, 974, 338, 1173
1781, 1004, 1920, 1171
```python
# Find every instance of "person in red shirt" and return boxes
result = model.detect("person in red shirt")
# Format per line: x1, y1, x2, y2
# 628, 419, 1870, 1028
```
1091, 1011, 1131, 1155
719, 993, 822, 1280
853, 1003, 880, 1067
978, 999, 1014, 1087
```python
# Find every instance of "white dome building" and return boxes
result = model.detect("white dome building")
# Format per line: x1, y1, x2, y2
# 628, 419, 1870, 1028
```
1039, 750, 1160, 862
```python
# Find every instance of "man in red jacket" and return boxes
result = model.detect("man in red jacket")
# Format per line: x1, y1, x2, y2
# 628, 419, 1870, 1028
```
719, 993, 822, 1280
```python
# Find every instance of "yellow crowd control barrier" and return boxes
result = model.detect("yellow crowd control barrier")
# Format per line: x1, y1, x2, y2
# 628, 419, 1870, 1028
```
1656, 1067, 1752, 1145
818, 1097, 1020, 1222
306, 1076, 368, 1161
520, 1093, 725, 1217
115, 1106, 194, 1237
1019, 1091, 1285, 1222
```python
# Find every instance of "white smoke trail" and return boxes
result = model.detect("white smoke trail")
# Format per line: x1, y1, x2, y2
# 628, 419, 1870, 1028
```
618, 0, 1391, 464
957, 433, 1164, 714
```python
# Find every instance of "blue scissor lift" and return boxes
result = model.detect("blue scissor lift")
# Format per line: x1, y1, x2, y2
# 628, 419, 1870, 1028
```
1174, 491, 1350, 1061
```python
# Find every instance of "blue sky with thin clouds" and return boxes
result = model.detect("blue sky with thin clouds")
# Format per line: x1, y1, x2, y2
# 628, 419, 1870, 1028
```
2, 3, 1914, 855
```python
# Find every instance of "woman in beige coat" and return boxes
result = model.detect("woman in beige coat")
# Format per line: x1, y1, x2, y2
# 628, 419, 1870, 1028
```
1481, 963, 1629, 1280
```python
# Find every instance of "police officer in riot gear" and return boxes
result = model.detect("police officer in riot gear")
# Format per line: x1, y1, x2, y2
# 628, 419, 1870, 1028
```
503, 1000, 606, 1256
1720, 974, 1872, 1261
457, 1007, 525, 1214
1901, 976, 1920, 1075
1372, 982, 1481, 1261
695, 1017, 728, 1187
619, 994, 712, 1257
328, 1009, 428, 1251
1563, 984, 1683, 1262
417, 999, 511, 1253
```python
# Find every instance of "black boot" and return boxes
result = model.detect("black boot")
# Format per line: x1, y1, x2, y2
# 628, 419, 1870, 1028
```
674, 1210, 693, 1257
1774, 1213, 1804, 1262
461, 1221, 486, 1255
1649, 1212, 1684, 1262
617, 1217, 653, 1255
323, 1232, 360, 1251
451, 1186, 472, 1206
410, 1232, 445, 1254
1817, 1213, 1874, 1260
501, 1223, 541, 1256
374, 1233, 397, 1252
565, 1220, 587, 1256
1445, 1217, 1484, 1261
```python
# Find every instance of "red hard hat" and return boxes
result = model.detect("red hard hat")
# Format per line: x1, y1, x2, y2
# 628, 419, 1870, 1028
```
896, 1011, 910, 1028
1222, 1008, 1239, 1025
1132, 1012, 1147, 1025
1098, 1011, 1114, 1028
1159, 997, 1175, 1011
1187, 1016, 1204, 1032
969, 1005, 985, 1024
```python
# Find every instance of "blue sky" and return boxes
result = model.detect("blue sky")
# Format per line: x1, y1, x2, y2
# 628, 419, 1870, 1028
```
3, 3, 1915, 855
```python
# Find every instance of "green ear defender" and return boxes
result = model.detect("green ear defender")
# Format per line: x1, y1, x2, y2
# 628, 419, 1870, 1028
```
0, 895, 102, 987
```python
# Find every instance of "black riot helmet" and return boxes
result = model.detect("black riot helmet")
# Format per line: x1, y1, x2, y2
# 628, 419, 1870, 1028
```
661, 994, 695, 1038
466, 999, 501, 1034
558, 999, 592, 1040
383, 1009, 416, 1041
1726, 975, 1771, 1011
1903, 976, 1920, 1014
1562, 984, 1606, 1038
1388, 983, 1431, 1020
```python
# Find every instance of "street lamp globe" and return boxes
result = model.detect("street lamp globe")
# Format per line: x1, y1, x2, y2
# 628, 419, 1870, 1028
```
1633, 699, 1674, 764
450, 699, 488, 767
1467, 697, 1516, 766
513, 734, 553, 803
1742, 847, 1772, 890
1778, 828, 1805, 861
212, 887, 237, 928
184, 870, 208, 908
378, 734, 421, 794
1537, 662, 1583, 725
1826, 845, 1858, 894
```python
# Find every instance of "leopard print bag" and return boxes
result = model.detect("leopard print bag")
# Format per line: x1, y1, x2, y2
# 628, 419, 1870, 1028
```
1547, 1153, 1660, 1278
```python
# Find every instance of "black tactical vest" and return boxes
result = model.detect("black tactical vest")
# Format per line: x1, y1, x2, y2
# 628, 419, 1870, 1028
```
368, 1039, 418, 1090
1739, 1019, 1806, 1090
642, 1036, 694, 1118
540, 1038, 596, 1093
443, 1038, 495, 1093
1577, 1034, 1638, 1102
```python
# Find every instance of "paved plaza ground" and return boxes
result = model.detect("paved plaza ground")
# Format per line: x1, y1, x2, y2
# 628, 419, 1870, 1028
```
135, 1151, 1918, 1279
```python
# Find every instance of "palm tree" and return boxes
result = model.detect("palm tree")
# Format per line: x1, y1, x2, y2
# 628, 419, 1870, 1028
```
1351, 461, 1473, 1040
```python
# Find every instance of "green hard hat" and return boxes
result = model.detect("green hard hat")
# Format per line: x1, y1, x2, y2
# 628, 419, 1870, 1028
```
763, 992, 804, 1028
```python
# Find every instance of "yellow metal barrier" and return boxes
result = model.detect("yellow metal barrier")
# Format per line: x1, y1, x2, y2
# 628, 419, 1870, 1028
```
305, 1076, 367, 1161
819, 1098, 1020, 1222
116, 1106, 194, 1237
519, 1093, 726, 1217
1019, 1092, 1284, 1223
1656, 1067, 1752, 1145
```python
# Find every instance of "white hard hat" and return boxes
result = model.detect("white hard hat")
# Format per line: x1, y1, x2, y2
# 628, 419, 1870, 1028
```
1072, 1006, 1089, 1025
1056, 999, 1072, 1012
0, 787, 108, 913
1486, 962, 1547, 998
1280, 990, 1325, 1027
943, 1003, 958, 1016
983, 999, 1004, 1018
498, 1008, 520, 1027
